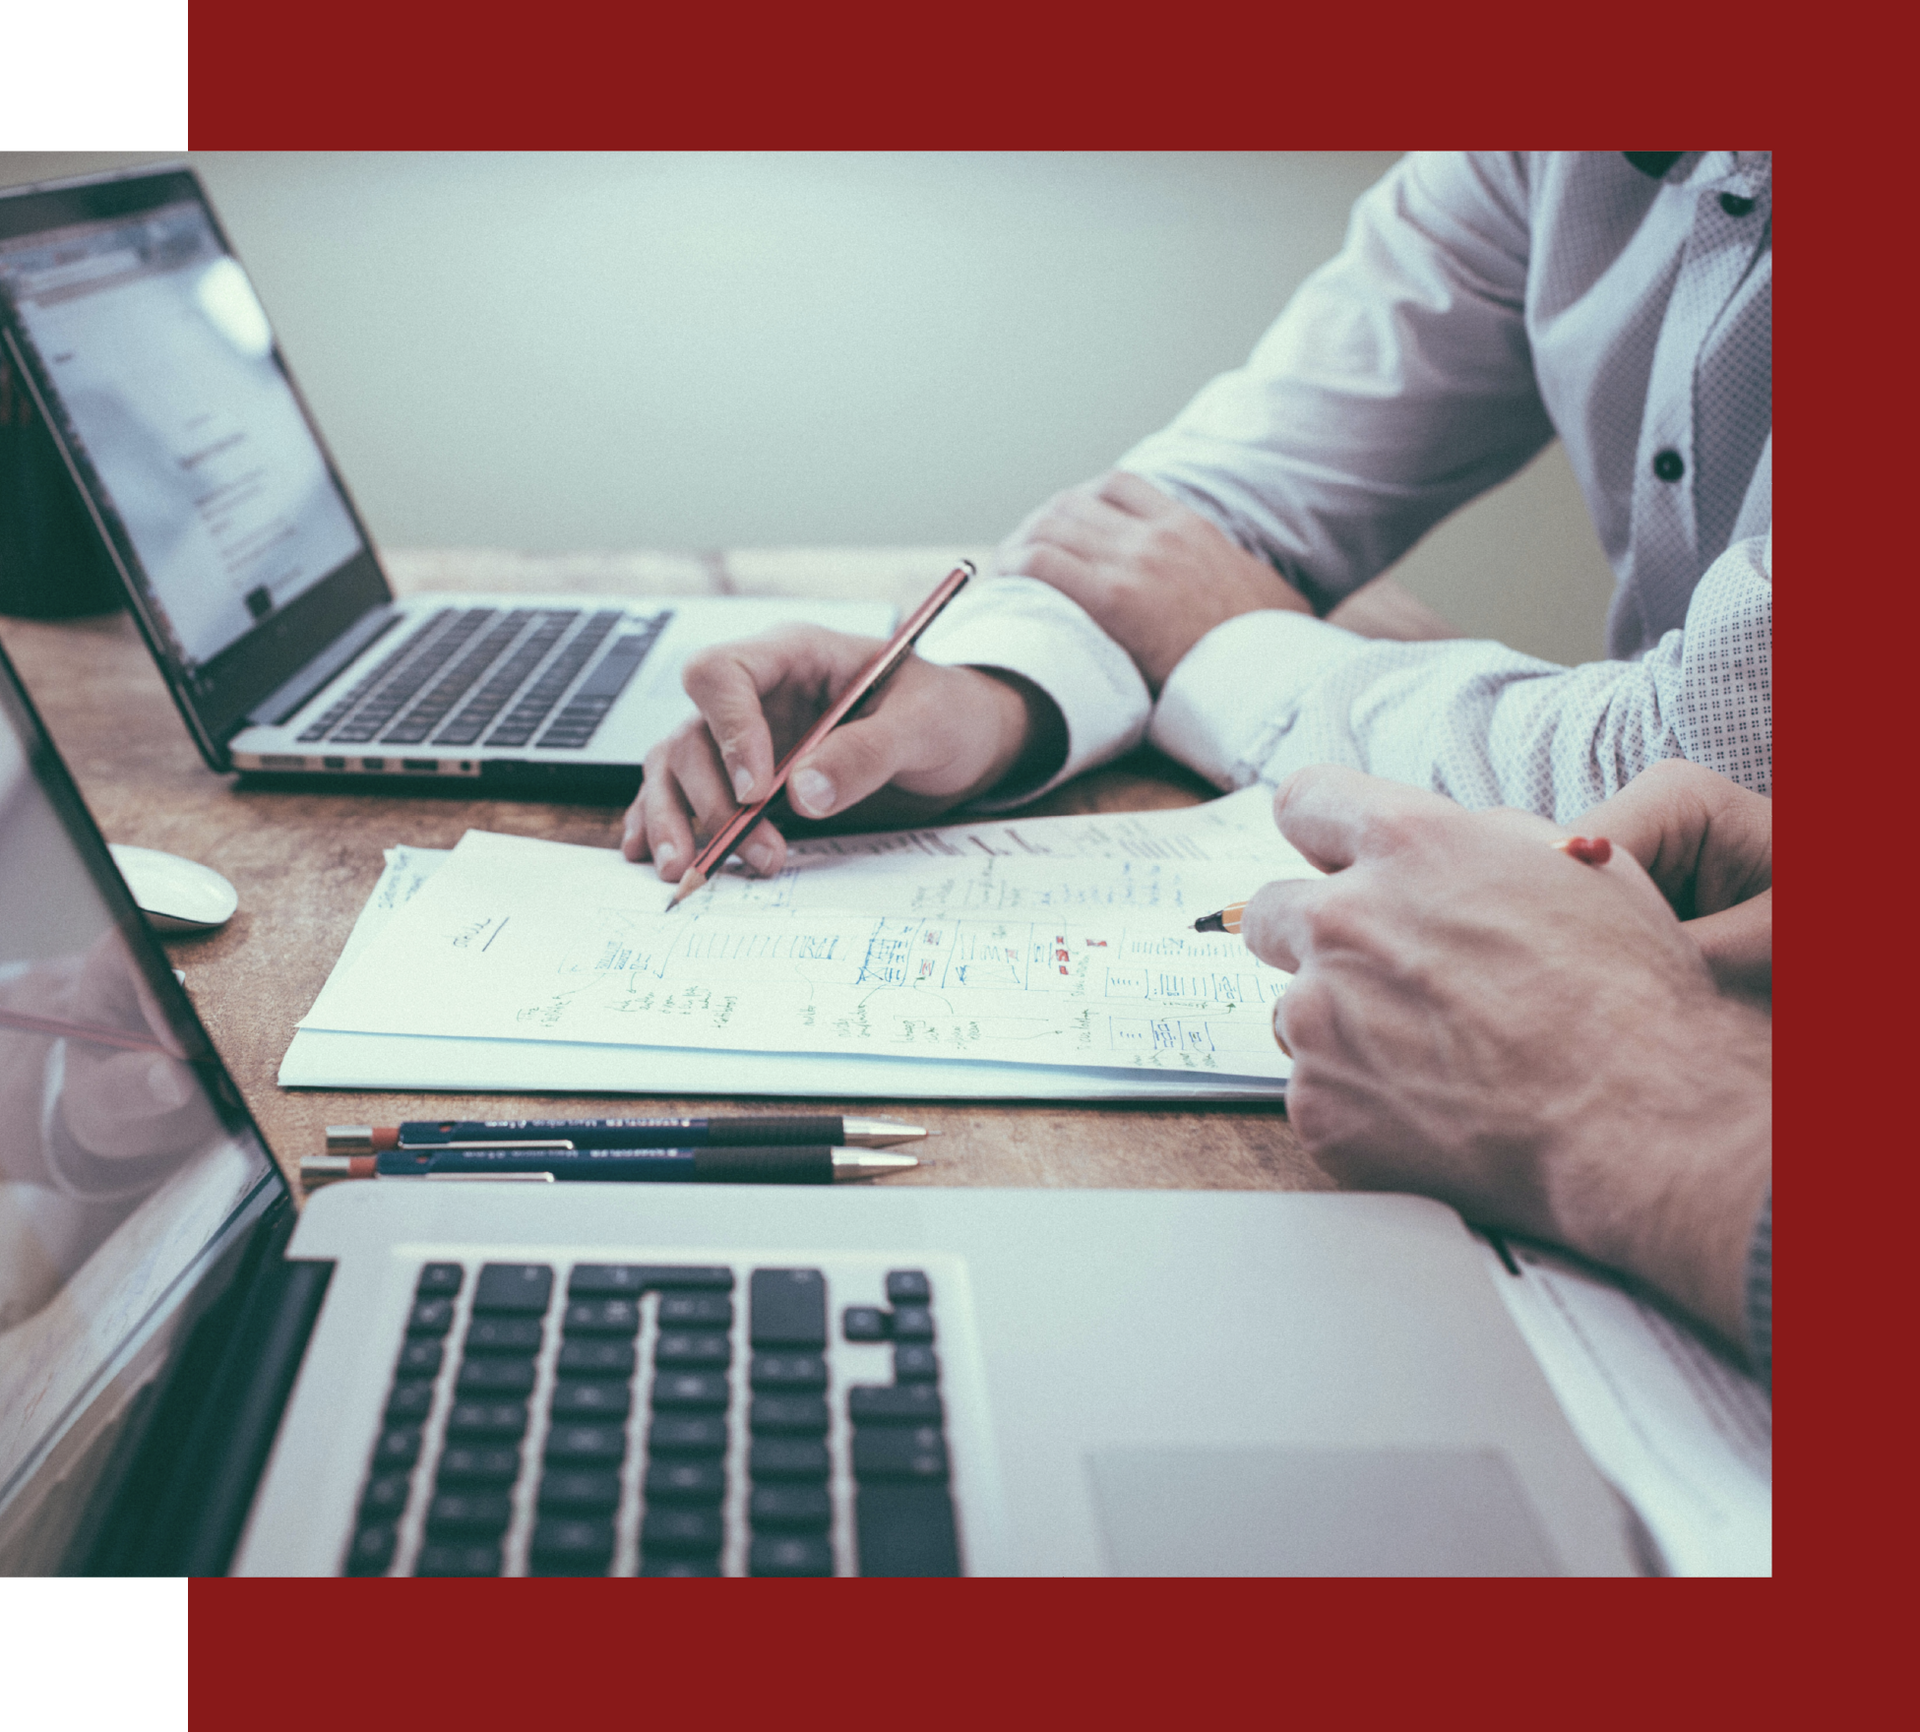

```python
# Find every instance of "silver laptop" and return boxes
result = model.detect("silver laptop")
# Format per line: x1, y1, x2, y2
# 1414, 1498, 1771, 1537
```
0, 165, 891, 800
0, 640, 1642, 1576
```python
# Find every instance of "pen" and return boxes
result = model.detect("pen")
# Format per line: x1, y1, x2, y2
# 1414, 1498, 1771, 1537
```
300, 1145, 917, 1186
668, 560, 973, 908
1192, 834, 1617, 934
326, 1115, 927, 1153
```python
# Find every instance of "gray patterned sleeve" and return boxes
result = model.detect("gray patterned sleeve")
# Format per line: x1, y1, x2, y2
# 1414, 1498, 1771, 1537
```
1746, 1187, 1772, 1385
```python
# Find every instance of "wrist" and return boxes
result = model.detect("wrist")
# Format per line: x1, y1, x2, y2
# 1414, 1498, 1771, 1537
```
1549, 996, 1772, 1345
955, 667, 1066, 803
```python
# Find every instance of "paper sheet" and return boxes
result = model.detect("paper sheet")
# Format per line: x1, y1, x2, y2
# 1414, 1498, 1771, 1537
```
1480, 1236, 1771, 1576
299, 790, 1309, 1085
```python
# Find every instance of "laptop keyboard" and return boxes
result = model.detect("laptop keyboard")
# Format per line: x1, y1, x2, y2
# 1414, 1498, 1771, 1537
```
343, 1257, 963, 1577
296, 606, 670, 752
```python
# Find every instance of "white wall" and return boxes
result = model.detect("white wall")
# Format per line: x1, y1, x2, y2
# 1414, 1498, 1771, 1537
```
0, 151, 1618, 664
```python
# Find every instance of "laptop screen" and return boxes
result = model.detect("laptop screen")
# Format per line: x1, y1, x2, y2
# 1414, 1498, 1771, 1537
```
0, 644, 280, 1570
0, 169, 391, 758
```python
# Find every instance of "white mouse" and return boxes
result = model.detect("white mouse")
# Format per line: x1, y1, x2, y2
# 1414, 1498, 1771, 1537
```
108, 844, 239, 933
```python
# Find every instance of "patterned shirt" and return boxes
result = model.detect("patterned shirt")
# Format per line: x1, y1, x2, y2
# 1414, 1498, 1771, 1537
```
921, 151, 1773, 822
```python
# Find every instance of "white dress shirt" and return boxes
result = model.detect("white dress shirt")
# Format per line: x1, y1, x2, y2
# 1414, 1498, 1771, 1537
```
920, 151, 1772, 821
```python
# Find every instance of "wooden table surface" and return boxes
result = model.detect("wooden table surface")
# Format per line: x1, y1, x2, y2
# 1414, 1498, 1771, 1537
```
0, 547, 1330, 1203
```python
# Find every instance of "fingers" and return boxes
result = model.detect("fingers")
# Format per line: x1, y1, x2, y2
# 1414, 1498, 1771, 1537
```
1685, 889, 1773, 1003
625, 727, 788, 879
1575, 759, 1771, 916
1236, 876, 1329, 973
1094, 469, 1175, 517
1269, 766, 1466, 873
680, 643, 791, 806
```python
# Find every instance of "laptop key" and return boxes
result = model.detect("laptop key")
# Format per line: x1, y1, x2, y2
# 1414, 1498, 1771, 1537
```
842, 1306, 889, 1342
445, 1399, 530, 1439
417, 1263, 464, 1297
750, 1269, 827, 1348
344, 1524, 397, 1576
749, 1485, 832, 1533
855, 1484, 962, 1577
544, 1423, 627, 1465
884, 1271, 932, 1306
373, 1426, 423, 1468
426, 1491, 513, 1537
436, 1445, 521, 1485
463, 1316, 544, 1355
749, 1535, 835, 1578
891, 1306, 936, 1343
563, 1299, 640, 1336
415, 1540, 502, 1578
655, 1331, 730, 1369
848, 1385, 943, 1426
658, 1292, 733, 1328
457, 1357, 537, 1396
749, 1438, 831, 1482
538, 1470, 622, 1513
556, 1338, 636, 1378
750, 1395, 829, 1436
360, 1474, 415, 1520
529, 1518, 614, 1575
549, 1380, 631, 1419
892, 1345, 940, 1383
396, 1339, 444, 1378
407, 1298, 454, 1335
650, 1371, 730, 1411
385, 1380, 436, 1422
751, 1352, 828, 1391
641, 1507, 725, 1556
851, 1427, 948, 1482
473, 1263, 554, 1314
641, 1557, 721, 1577
648, 1414, 728, 1456
645, 1460, 727, 1504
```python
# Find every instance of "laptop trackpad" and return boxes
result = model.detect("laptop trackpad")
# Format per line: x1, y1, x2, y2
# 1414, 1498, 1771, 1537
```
1085, 1446, 1558, 1576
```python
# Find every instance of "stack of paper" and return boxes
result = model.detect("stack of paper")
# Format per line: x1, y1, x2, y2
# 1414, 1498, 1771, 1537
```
281, 787, 1313, 1100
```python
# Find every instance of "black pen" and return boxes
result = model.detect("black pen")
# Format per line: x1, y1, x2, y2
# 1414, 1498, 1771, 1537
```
326, 1115, 927, 1154
301, 1144, 917, 1186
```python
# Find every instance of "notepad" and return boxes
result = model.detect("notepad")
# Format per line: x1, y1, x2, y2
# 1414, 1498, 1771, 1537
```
285, 789, 1311, 1099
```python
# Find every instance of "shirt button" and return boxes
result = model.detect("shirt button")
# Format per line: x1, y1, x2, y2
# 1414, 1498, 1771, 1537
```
1652, 449, 1686, 483
1719, 193, 1756, 217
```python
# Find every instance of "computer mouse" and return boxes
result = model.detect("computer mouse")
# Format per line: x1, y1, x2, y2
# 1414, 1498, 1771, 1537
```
108, 844, 239, 933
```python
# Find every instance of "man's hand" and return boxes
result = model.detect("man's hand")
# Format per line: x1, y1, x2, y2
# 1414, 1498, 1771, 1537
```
995, 471, 1310, 691
1575, 759, 1771, 1004
1237, 765, 1771, 1351
622, 626, 1056, 879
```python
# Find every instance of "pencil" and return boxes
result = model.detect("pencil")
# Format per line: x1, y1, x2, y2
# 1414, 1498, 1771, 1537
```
668, 561, 974, 909
1191, 901, 1248, 935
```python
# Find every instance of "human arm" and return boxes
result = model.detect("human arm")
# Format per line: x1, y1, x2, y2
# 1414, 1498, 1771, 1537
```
1239, 765, 1771, 1359
1149, 530, 1772, 821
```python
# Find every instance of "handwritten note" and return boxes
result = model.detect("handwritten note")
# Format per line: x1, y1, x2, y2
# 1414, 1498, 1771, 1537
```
300, 788, 1314, 1082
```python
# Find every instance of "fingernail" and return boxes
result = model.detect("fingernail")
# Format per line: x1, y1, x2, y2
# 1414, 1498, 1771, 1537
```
745, 840, 777, 874
654, 842, 677, 871
731, 763, 755, 802
622, 811, 639, 845
792, 766, 835, 815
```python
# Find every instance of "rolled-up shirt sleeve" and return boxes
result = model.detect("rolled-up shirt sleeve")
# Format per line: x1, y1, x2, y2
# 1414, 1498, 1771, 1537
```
1150, 533, 1771, 822
915, 574, 1151, 805
1117, 152, 1556, 612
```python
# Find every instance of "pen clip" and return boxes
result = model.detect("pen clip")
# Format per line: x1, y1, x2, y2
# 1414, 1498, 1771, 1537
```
400, 1139, 576, 1152
422, 1171, 558, 1183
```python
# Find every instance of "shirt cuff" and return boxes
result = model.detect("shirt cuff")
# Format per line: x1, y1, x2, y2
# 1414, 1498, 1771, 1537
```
916, 575, 1151, 805
1150, 610, 1375, 787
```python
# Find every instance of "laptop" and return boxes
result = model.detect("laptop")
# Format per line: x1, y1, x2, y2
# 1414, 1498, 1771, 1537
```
0, 164, 893, 801
0, 639, 1643, 1575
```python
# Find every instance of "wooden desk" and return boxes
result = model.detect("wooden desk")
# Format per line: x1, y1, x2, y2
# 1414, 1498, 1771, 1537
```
0, 548, 1328, 1201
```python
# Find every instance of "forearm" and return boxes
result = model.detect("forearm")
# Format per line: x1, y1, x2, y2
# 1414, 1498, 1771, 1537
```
1551, 998, 1773, 1352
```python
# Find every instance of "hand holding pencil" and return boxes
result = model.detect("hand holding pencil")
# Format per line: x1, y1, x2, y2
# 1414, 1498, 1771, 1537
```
623, 563, 1063, 891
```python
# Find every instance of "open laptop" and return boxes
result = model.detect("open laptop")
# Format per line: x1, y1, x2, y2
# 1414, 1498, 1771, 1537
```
0, 639, 1643, 1575
0, 165, 892, 801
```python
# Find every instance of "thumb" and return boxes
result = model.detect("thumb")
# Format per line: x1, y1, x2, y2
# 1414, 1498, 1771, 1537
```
786, 715, 913, 819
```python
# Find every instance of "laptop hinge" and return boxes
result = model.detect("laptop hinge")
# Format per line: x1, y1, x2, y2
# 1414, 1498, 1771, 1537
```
245, 603, 404, 731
